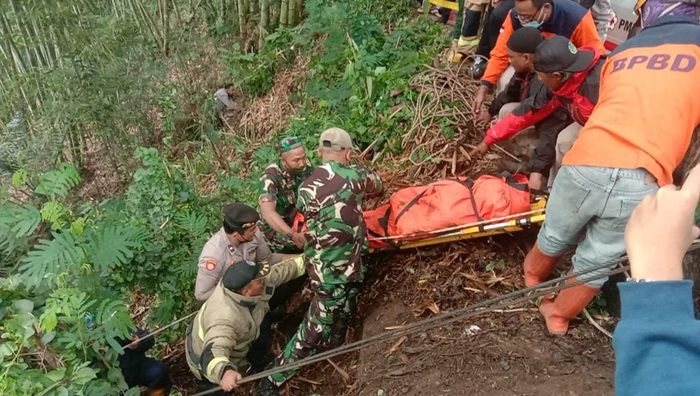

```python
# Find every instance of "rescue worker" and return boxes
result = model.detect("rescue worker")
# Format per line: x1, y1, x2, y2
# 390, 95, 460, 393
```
522, 2, 700, 335
576, 0, 614, 41
258, 136, 313, 253
447, 0, 493, 62
119, 329, 171, 396
469, 0, 516, 78
476, 27, 570, 190
185, 256, 307, 394
214, 83, 236, 116
194, 203, 292, 302
471, 0, 605, 115
256, 128, 383, 395
470, 35, 605, 185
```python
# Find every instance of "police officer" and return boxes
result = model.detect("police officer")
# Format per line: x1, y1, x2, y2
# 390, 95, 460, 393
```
195, 203, 292, 301
258, 136, 313, 253
186, 256, 306, 395
256, 128, 383, 395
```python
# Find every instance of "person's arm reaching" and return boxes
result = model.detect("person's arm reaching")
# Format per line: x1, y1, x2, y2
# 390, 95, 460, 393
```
363, 168, 384, 196
614, 164, 700, 396
260, 201, 294, 237
485, 73, 525, 124
473, 12, 515, 116
471, 89, 559, 158
480, 13, 515, 89
267, 254, 306, 287
570, 11, 606, 54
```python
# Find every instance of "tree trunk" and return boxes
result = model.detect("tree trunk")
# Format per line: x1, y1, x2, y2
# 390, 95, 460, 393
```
280, 0, 288, 27
259, 0, 269, 48
293, 0, 302, 26
237, 0, 247, 38
270, 0, 279, 30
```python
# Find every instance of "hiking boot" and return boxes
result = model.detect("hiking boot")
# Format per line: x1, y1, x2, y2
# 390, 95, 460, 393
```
447, 39, 462, 63
539, 280, 600, 335
471, 57, 488, 79
447, 36, 479, 63
522, 244, 560, 287
255, 378, 280, 396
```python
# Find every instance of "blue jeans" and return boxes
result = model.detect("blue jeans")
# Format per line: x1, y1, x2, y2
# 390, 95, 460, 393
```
537, 166, 659, 287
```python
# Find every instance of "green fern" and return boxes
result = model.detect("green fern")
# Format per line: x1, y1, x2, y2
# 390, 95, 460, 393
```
11, 168, 29, 188
19, 232, 84, 289
84, 225, 147, 271
41, 201, 71, 230
95, 298, 134, 351
174, 210, 208, 235
9, 204, 42, 237
34, 163, 81, 199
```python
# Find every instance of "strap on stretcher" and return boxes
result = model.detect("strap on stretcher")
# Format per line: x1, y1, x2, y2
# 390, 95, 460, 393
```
368, 196, 547, 253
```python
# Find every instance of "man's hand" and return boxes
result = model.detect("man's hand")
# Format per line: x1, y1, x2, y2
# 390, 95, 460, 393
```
476, 111, 493, 128
625, 164, 700, 281
126, 334, 140, 350
472, 86, 489, 117
220, 368, 242, 391
291, 232, 306, 249
528, 172, 544, 191
468, 141, 490, 159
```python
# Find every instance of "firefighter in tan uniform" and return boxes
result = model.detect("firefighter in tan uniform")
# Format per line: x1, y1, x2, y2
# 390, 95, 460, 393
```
186, 255, 306, 394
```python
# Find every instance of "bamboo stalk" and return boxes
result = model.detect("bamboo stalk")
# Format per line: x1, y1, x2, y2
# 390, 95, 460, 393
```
162, 0, 170, 55
293, 0, 302, 26
10, 0, 35, 70
280, 0, 288, 27
269, 0, 279, 30
288, 0, 296, 26
171, 0, 183, 26
237, 0, 247, 37
249, 0, 257, 21
259, 0, 269, 48
32, 19, 53, 69
135, 0, 165, 54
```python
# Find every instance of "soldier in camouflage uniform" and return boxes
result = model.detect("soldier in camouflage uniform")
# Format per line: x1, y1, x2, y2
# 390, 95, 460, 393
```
256, 128, 383, 395
258, 136, 314, 253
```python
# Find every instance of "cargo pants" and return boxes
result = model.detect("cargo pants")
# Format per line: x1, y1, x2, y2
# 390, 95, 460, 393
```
268, 279, 359, 386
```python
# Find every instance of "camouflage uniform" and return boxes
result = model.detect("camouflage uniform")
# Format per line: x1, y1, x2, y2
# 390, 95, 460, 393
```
258, 160, 313, 252
269, 160, 382, 386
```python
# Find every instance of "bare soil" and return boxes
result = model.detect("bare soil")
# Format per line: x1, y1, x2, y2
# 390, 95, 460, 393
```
203, 233, 617, 396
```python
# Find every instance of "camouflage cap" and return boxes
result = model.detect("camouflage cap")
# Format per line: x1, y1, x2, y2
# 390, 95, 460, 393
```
222, 260, 271, 291
279, 136, 303, 153
319, 127, 356, 151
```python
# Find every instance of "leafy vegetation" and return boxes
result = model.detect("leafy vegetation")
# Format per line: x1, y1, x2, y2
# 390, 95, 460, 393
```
0, 0, 447, 393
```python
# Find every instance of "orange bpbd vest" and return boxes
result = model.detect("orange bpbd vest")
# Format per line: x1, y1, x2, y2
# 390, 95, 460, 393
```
364, 174, 532, 249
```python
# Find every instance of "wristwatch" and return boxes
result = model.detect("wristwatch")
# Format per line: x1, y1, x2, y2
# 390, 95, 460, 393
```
626, 278, 658, 283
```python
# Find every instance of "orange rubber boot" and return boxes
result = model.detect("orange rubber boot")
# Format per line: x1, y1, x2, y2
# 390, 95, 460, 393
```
522, 244, 560, 287
538, 280, 600, 335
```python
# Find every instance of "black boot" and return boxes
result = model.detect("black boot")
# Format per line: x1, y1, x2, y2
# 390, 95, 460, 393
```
255, 378, 280, 396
